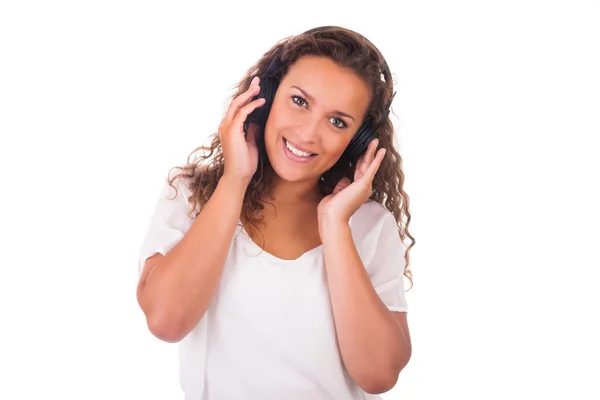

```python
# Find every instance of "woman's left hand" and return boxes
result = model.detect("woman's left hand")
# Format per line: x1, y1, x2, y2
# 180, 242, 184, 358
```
317, 138, 386, 226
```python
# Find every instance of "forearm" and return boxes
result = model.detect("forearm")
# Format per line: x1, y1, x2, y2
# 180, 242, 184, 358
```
140, 175, 248, 340
321, 219, 410, 393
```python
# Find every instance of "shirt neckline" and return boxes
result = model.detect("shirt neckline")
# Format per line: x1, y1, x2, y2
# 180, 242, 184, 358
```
236, 220, 324, 264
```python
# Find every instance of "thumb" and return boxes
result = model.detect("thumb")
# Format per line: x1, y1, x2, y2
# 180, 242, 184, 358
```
332, 177, 351, 195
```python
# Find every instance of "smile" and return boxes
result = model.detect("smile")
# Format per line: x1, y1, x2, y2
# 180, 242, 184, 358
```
283, 138, 317, 163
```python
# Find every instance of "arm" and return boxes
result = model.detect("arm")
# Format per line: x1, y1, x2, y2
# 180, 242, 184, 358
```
136, 175, 248, 343
137, 79, 266, 343
320, 218, 412, 394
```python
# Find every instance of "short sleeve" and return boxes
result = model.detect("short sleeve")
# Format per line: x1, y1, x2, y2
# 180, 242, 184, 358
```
362, 204, 409, 313
137, 173, 195, 277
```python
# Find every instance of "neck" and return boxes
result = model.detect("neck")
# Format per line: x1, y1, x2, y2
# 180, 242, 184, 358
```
267, 172, 323, 205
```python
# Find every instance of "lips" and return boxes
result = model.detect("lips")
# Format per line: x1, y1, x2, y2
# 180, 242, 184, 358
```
282, 138, 317, 163
284, 138, 317, 156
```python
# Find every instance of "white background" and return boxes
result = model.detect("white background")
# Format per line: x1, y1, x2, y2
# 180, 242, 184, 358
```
1, 1, 599, 399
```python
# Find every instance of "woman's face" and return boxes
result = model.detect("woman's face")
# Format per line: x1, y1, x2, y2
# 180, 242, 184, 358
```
263, 55, 371, 184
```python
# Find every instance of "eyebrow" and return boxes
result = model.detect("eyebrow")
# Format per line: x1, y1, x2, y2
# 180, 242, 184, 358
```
291, 85, 356, 121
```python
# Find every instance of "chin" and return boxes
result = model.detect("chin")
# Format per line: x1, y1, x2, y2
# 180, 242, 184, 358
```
271, 165, 315, 183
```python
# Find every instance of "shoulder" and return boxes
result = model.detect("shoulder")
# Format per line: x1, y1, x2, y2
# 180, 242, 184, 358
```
153, 167, 195, 209
137, 169, 196, 275
148, 167, 197, 225
165, 167, 193, 198
349, 200, 399, 262
350, 200, 403, 271
350, 200, 397, 237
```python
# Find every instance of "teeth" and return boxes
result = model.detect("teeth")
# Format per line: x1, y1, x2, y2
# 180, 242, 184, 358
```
286, 140, 313, 157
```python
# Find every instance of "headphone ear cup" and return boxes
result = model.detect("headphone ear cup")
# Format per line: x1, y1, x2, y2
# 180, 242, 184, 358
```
342, 122, 376, 160
244, 77, 279, 136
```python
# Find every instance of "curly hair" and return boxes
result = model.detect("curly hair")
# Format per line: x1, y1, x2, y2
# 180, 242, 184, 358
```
166, 26, 415, 289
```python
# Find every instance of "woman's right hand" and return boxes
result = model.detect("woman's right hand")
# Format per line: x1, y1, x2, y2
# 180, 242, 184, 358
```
219, 76, 266, 184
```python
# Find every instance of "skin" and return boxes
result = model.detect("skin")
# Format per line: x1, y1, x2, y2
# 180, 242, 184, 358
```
263, 55, 371, 201
136, 55, 412, 394
243, 55, 412, 394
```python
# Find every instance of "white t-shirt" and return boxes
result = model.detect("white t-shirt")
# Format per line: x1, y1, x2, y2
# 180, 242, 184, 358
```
138, 175, 409, 400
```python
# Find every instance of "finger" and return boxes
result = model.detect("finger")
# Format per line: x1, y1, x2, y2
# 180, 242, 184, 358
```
227, 82, 260, 123
365, 148, 386, 181
367, 138, 379, 164
332, 177, 351, 195
232, 97, 266, 133
354, 153, 366, 177
356, 139, 375, 172
360, 138, 379, 175
225, 77, 261, 123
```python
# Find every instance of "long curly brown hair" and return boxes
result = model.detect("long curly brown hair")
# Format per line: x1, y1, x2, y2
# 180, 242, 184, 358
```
167, 26, 415, 289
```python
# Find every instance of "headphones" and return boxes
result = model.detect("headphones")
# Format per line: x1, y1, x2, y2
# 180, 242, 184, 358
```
243, 26, 394, 162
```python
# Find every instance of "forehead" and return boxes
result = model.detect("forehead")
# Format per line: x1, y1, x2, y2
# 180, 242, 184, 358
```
281, 55, 371, 115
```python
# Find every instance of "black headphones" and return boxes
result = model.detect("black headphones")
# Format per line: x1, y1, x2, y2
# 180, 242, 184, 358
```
244, 26, 393, 161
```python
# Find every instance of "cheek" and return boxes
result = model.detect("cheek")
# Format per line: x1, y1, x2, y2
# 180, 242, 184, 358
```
264, 102, 287, 140
321, 134, 353, 157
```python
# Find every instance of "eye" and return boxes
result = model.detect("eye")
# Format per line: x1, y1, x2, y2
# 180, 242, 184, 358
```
329, 117, 347, 130
291, 95, 307, 108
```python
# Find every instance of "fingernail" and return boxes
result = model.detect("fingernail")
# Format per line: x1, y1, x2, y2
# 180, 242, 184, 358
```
250, 76, 258, 86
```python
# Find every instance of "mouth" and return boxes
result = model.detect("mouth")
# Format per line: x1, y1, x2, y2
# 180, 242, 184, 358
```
283, 138, 318, 163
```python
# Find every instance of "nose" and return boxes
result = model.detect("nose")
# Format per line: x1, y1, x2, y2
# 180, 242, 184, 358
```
294, 117, 320, 145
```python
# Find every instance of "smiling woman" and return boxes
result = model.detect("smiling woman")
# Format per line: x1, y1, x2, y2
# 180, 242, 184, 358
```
136, 25, 416, 400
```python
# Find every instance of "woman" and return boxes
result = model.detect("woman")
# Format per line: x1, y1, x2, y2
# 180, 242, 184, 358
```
136, 26, 415, 400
